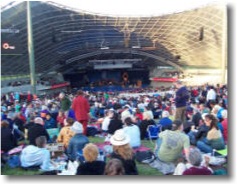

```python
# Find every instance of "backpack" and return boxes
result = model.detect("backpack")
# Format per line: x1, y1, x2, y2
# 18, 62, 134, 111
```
86, 126, 98, 137
135, 150, 156, 164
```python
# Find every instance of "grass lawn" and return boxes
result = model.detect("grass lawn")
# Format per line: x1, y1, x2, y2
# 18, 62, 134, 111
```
1, 137, 163, 175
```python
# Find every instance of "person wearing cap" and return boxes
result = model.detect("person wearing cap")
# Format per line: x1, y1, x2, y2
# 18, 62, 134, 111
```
110, 129, 138, 175
27, 117, 50, 146
67, 121, 89, 161
155, 120, 190, 163
72, 90, 90, 135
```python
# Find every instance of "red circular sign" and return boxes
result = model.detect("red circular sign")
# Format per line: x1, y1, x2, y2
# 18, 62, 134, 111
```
2, 43, 9, 49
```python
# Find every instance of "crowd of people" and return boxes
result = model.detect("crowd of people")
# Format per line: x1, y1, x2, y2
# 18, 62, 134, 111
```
1, 81, 228, 175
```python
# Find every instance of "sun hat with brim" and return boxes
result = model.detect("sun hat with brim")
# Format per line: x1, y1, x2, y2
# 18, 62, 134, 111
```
70, 121, 83, 134
110, 129, 130, 146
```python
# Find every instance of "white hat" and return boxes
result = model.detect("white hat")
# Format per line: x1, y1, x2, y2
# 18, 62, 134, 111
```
34, 117, 44, 126
110, 129, 130, 146
201, 113, 208, 120
71, 121, 83, 134
162, 111, 170, 118
124, 104, 131, 109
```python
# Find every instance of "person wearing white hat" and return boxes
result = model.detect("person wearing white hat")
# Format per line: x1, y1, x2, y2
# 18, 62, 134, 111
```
110, 129, 138, 175
67, 121, 89, 161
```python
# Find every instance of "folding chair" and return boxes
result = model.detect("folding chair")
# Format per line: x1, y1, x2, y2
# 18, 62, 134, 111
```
146, 124, 162, 144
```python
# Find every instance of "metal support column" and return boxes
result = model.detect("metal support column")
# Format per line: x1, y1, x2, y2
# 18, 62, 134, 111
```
221, 5, 227, 84
27, 1, 36, 94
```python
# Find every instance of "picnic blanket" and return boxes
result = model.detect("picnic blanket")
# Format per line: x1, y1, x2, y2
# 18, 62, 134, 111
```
95, 142, 151, 153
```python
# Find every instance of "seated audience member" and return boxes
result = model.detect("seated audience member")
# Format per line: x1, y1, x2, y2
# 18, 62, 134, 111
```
67, 121, 89, 161
40, 105, 49, 119
123, 117, 141, 148
1, 120, 17, 152
188, 113, 209, 146
57, 118, 75, 148
199, 103, 210, 114
211, 105, 224, 121
76, 143, 105, 175
197, 114, 225, 153
101, 109, 114, 133
174, 147, 212, 175
56, 110, 66, 128
44, 113, 57, 129
191, 108, 202, 128
139, 111, 155, 140
108, 112, 123, 135
121, 105, 132, 123
158, 111, 172, 131
221, 110, 228, 143
110, 129, 138, 175
104, 158, 125, 175
20, 136, 54, 171
155, 120, 190, 163
134, 108, 143, 121
24, 116, 35, 130
28, 117, 50, 146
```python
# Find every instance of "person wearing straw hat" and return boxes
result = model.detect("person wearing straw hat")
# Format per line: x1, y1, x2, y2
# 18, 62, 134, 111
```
110, 129, 138, 175
67, 121, 89, 161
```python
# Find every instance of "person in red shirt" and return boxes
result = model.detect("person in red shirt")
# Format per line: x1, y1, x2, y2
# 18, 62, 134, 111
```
56, 110, 66, 128
72, 90, 90, 135
221, 109, 228, 144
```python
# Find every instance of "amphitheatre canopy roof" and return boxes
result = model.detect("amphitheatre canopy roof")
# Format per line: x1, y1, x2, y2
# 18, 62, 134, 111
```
1, 1, 226, 76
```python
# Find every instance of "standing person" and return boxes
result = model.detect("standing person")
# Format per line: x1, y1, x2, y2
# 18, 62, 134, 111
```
206, 86, 216, 109
59, 92, 71, 117
72, 90, 90, 135
173, 80, 190, 124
